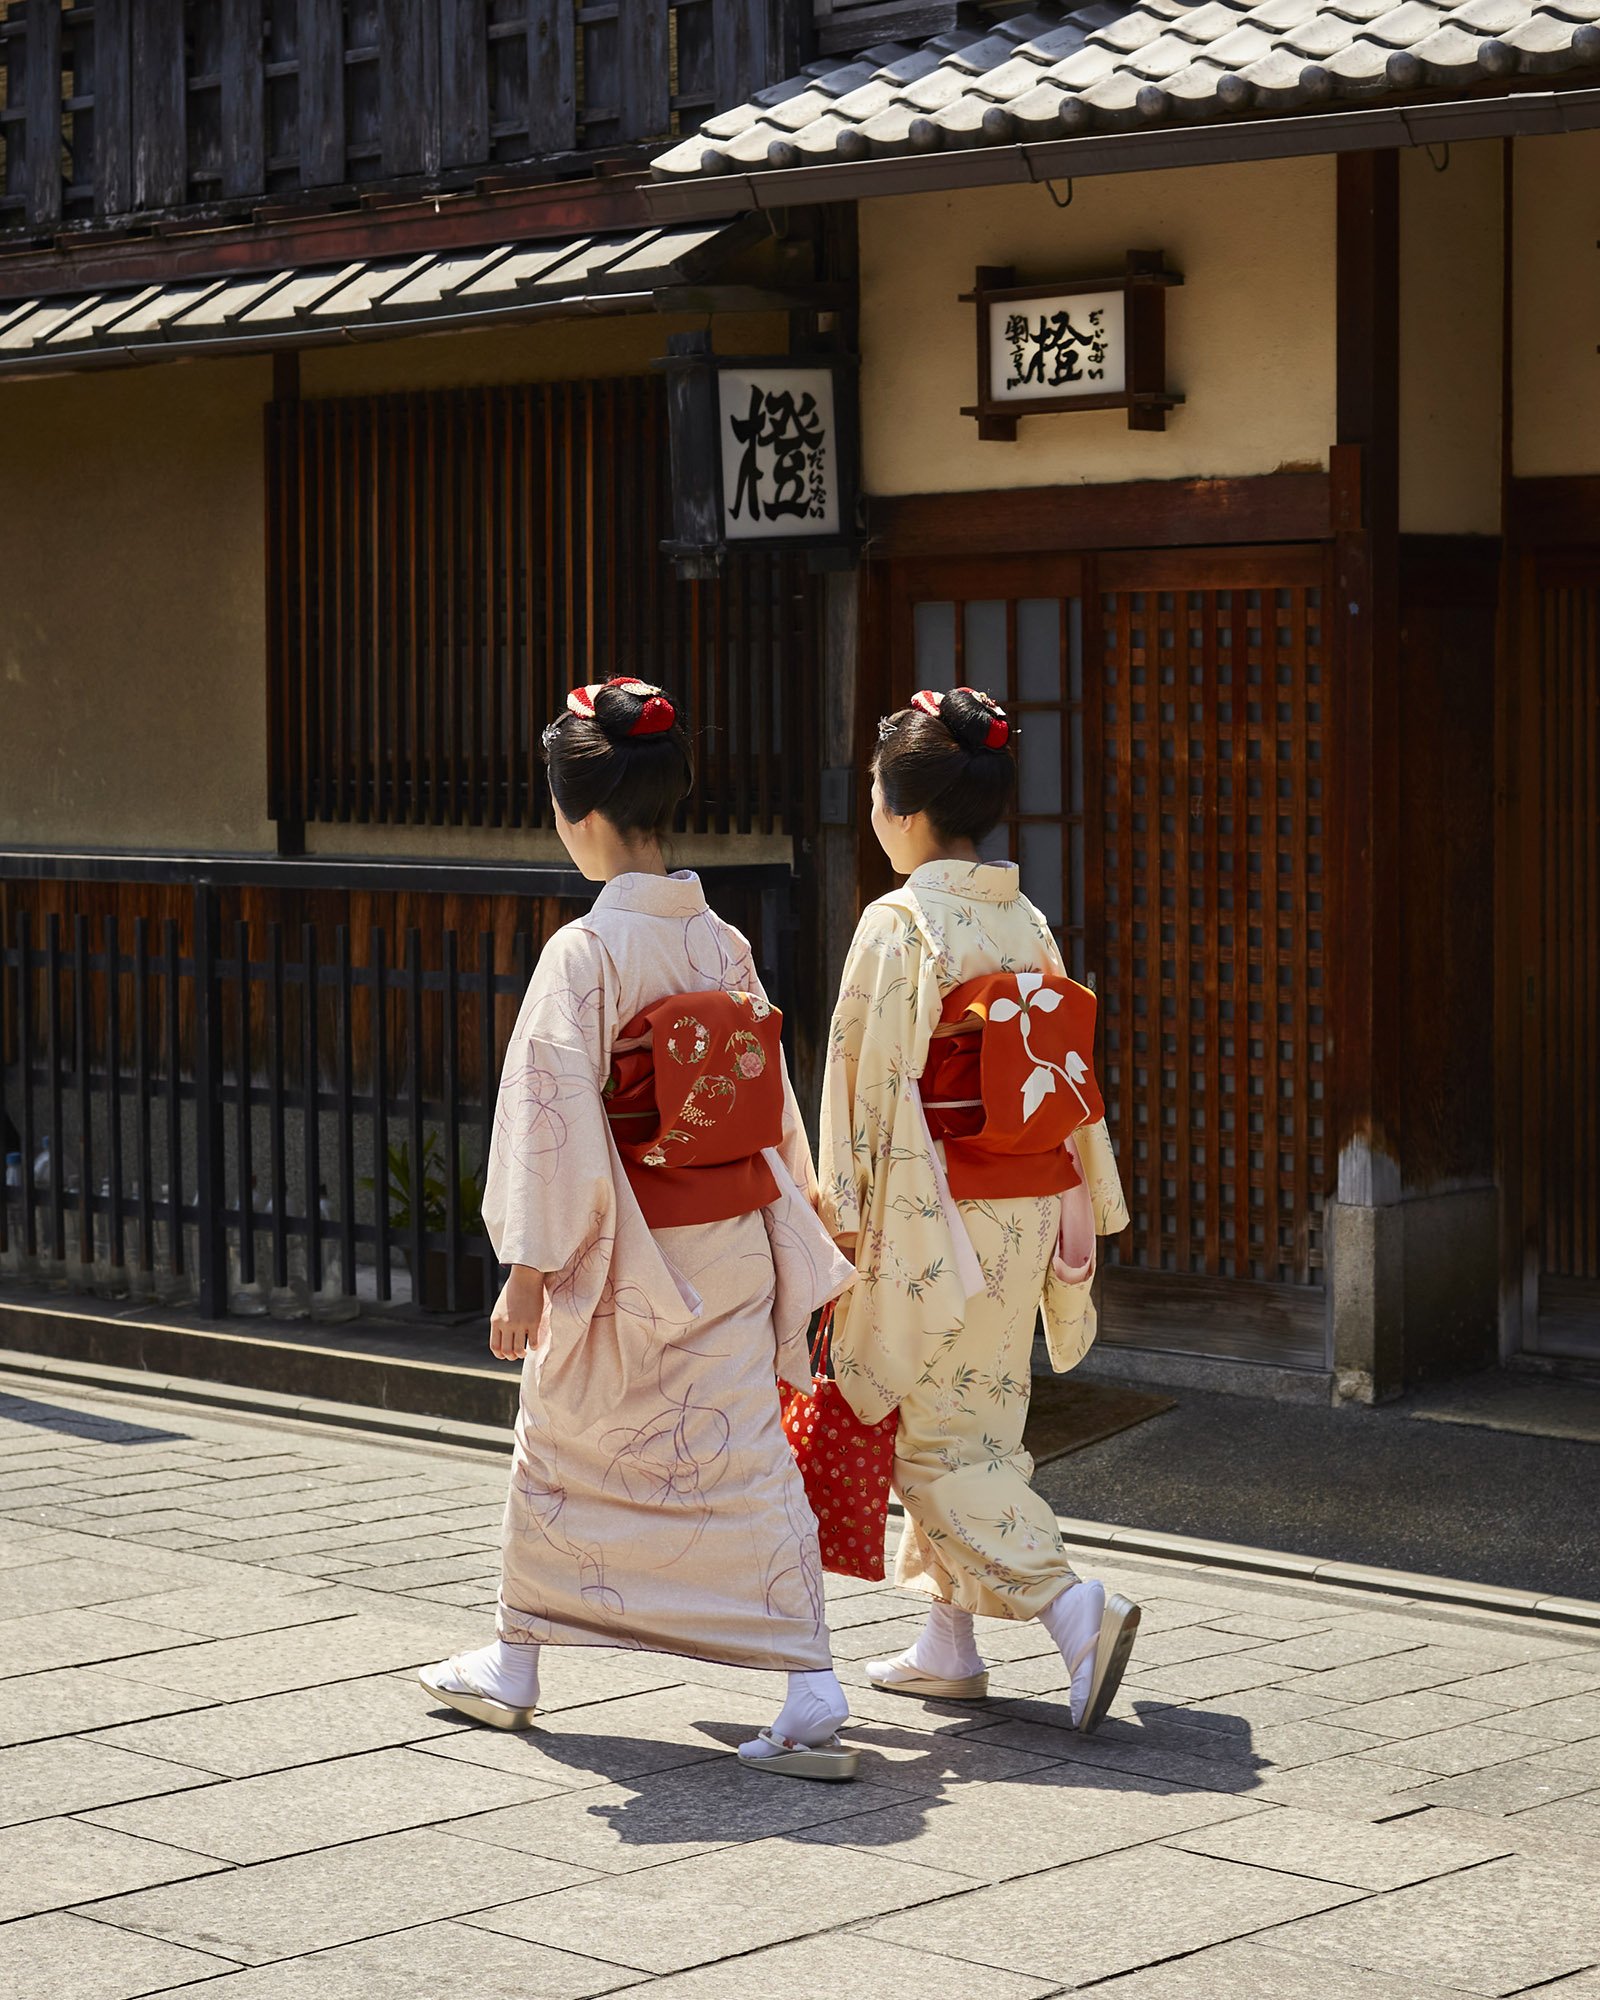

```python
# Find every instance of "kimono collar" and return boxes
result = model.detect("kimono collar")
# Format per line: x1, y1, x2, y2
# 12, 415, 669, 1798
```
908, 860, 1021, 906
591, 869, 708, 919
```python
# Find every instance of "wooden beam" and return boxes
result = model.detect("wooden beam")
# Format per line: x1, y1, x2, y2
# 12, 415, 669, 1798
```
93, 0, 133, 220
24, 0, 63, 231
220, 0, 265, 201
1507, 476, 1600, 547
869, 471, 1333, 560
130, 0, 187, 212
1328, 146, 1402, 1389
0, 173, 652, 303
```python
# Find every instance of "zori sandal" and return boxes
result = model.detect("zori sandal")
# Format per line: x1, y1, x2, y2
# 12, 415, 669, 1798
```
1076, 1594, 1141, 1736
866, 1653, 989, 1702
418, 1657, 537, 1732
737, 1729, 860, 1781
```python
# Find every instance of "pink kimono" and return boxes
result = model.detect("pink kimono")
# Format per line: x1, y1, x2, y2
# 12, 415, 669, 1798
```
481, 870, 851, 1672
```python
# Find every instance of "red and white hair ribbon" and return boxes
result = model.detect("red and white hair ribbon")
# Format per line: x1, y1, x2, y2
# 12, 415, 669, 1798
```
910, 686, 1009, 750
566, 677, 676, 737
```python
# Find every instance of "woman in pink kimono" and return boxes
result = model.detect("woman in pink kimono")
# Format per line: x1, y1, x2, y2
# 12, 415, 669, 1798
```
819, 686, 1140, 1736
421, 677, 856, 1780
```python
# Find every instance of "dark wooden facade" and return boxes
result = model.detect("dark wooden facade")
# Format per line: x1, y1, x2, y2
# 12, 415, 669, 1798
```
0, 0, 801, 241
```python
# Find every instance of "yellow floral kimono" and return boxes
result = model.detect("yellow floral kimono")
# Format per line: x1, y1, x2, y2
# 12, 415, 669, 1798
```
819, 859, 1128, 1620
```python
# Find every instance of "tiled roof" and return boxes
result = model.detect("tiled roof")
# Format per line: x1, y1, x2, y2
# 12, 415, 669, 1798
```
653, 0, 1600, 177
0, 223, 744, 380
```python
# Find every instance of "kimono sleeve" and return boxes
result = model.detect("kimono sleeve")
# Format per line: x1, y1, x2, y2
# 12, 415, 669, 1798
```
1030, 906, 1130, 1239
817, 899, 921, 1241
480, 923, 619, 1274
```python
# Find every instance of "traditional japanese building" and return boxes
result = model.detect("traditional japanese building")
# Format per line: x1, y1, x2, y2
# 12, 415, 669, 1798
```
0, 0, 1595, 1410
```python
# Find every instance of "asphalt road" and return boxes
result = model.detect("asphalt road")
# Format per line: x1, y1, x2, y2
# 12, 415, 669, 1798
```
1035, 1386, 1600, 1603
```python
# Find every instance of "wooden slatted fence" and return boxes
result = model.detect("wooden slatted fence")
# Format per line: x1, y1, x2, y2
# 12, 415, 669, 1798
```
266, 374, 821, 837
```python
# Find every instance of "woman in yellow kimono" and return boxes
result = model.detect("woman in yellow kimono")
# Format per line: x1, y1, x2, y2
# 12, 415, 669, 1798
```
819, 685, 1139, 1735
421, 677, 856, 1780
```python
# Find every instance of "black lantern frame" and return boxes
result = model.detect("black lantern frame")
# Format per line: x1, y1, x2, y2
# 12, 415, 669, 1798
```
657, 331, 863, 578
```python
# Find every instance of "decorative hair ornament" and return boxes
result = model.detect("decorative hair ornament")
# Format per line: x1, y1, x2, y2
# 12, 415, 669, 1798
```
565, 677, 676, 737
909, 686, 1010, 750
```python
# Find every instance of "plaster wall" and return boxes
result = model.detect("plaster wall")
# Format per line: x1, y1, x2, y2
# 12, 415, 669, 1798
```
857, 155, 1336, 496
0, 357, 275, 853
1513, 130, 1600, 478
1399, 140, 1503, 535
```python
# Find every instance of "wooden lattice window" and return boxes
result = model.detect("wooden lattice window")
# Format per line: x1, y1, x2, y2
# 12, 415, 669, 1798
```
265, 374, 820, 836
1098, 558, 1327, 1287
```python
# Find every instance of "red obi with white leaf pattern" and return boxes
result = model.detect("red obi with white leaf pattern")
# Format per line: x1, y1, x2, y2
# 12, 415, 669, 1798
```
920, 972, 1105, 1201
603, 990, 785, 1229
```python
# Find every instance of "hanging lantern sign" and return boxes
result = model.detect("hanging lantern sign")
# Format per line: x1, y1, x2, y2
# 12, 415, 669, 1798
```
962, 251, 1184, 441
658, 332, 860, 575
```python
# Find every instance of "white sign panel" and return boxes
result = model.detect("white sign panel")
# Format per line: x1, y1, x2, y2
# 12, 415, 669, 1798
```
718, 366, 839, 540
988, 290, 1126, 404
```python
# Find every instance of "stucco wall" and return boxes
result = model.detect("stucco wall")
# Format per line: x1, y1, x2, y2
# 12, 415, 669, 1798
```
858, 156, 1337, 496
0, 357, 275, 852
1513, 130, 1600, 479
1399, 141, 1503, 535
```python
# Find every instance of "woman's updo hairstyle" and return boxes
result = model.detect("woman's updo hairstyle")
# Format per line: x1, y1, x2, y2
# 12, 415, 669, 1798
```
542, 677, 694, 836
873, 685, 1015, 843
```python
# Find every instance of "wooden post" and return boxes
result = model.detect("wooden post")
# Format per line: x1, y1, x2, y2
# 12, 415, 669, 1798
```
1328, 149, 1404, 1402
192, 885, 229, 1320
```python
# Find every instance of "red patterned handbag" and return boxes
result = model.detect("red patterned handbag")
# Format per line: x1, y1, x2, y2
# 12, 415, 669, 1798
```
780, 1302, 898, 1581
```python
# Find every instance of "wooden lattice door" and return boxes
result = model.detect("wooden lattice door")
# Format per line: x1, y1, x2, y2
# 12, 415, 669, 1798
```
1095, 552, 1328, 1306
890, 548, 1329, 1365
1520, 556, 1600, 1358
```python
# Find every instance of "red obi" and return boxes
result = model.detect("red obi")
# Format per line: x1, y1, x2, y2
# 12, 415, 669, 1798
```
920, 972, 1105, 1201
604, 990, 785, 1229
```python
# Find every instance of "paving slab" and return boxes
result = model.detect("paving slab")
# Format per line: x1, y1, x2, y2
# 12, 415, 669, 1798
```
447, 1754, 904, 1874
88, 1672, 469, 1776
0, 1816, 230, 1921
1298, 1648, 1512, 1704
794, 1756, 1263, 1879
88, 1828, 591, 1966
0, 1665, 216, 1748
1268, 1854, 1600, 1993
593, 1933, 1057, 2000
0, 1557, 165, 1619
138, 1922, 642, 1998
411, 1681, 793, 1792
84, 1744, 563, 1862
865, 1842, 1363, 1985
105, 1609, 481, 1700
0, 1737, 216, 1827
465, 1832, 972, 1973
1378, 1720, 1564, 1775
1167, 1800, 1510, 1887
1087, 1938, 1482, 1997
0, 1910, 239, 2000
0, 1606, 203, 1679
1392, 1749, 1600, 1814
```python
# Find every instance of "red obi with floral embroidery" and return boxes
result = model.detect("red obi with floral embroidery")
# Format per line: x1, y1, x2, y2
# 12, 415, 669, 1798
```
920, 972, 1105, 1201
604, 990, 785, 1228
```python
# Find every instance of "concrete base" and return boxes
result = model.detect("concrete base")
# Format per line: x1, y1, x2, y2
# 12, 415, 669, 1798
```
1329, 1185, 1498, 1405
0, 1286, 520, 1428
1062, 1338, 1334, 1406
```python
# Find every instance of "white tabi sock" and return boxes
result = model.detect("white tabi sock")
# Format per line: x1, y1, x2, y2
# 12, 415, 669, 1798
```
740, 1669, 849, 1760
1038, 1578, 1106, 1727
904, 1600, 985, 1679
449, 1639, 541, 1709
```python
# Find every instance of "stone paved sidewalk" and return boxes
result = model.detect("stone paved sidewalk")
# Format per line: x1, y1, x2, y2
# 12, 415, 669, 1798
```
2, 1369, 1599, 2000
